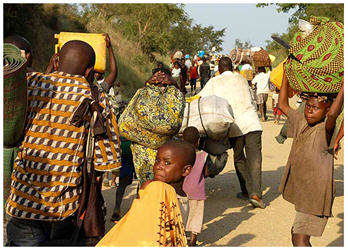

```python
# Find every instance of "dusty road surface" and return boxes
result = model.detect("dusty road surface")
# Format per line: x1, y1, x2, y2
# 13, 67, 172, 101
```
102, 95, 344, 247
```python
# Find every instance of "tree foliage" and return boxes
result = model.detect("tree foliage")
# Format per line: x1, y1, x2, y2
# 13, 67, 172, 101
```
79, 4, 225, 56
4, 3, 226, 99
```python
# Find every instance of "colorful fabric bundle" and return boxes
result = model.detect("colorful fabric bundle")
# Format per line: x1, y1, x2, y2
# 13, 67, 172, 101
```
119, 84, 185, 149
3, 44, 28, 147
285, 16, 344, 93
96, 181, 187, 247
131, 143, 157, 185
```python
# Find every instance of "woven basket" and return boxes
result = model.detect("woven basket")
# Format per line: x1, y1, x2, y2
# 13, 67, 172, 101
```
252, 48, 271, 68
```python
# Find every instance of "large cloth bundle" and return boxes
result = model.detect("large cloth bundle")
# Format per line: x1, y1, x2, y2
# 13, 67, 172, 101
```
3, 44, 28, 147
206, 152, 228, 178
202, 137, 230, 155
179, 95, 234, 140
173, 50, 183, 59
96, 181, 187, 247
119, 84, 185, 149
131, 143, 157, 186
285, 16, 344, 93
230, 48, 252, 65
252, 48, 272, 68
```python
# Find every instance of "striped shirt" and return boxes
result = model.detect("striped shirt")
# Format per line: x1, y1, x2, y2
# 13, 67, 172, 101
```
6, 71, 121, 221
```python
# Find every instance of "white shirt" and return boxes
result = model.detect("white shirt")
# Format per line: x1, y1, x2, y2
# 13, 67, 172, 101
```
252, 72, 271, 95
241, 64, 252, 70
272, 92, 279, 105
171, 67, 181, 78
185, 59, 192, 69
209, 63, 215, 71
198, 71, 262, 137
214, 65, 219, 72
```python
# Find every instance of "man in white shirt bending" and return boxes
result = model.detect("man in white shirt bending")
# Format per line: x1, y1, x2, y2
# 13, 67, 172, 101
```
198, 57, 265, 209
252, 67, 271, 121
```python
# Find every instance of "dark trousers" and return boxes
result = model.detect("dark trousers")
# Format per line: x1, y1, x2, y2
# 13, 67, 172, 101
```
229, 131, 262, 198
200, 77, 209, 89
6, 214, 75, 246
190, 78, 197, 92
113, 175, 133, 216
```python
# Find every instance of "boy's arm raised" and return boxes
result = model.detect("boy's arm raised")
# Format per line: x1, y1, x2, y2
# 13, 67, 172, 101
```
278, 63, 290, 116
333, 119, 344, 159
104, 33, 118, 89
45, 53, 58, 74
326, 80, 344, 143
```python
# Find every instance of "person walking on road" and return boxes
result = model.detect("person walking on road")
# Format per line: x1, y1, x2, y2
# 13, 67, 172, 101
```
198, 57, 265, 209
198, 57, 210, 89
252, 67, 271, 121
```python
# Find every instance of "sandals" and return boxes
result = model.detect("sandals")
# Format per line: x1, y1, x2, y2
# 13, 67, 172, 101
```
110, 212, 121, 223
249, 195, 266, 209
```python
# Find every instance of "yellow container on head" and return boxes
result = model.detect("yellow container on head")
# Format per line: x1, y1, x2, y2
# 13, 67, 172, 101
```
55, 32, 106, 73
270, 58, 296, 98
270, 59, 286, 90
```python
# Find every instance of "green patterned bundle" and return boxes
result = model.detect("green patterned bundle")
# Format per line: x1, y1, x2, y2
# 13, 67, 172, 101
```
3, 44, 28, 147
285, 16, 344, 93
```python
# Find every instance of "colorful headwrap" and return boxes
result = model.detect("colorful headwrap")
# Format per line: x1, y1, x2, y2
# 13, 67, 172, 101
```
285, 16, 344, 93
299, 92, 337, 103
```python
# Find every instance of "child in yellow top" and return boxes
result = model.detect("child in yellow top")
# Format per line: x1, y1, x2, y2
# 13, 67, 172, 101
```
96, 140, 195, 247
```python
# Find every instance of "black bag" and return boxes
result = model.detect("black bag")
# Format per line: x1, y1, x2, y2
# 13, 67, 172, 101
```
71, 82, 106, 245
206, 152, 228, 178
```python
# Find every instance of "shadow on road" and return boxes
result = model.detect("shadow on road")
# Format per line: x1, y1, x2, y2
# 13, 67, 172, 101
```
199, 166, 285, 245
334, 164, 344, 197
328, 212, 344, 247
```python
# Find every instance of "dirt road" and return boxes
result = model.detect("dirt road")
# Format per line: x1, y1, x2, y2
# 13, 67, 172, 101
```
102, 95, 344, 247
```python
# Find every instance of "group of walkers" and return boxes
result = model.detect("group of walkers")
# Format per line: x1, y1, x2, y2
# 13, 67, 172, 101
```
3, 14, 344, 247
169, 53, 218, 95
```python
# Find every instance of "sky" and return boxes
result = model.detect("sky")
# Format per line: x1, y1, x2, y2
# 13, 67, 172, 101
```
184, 3, 296, 55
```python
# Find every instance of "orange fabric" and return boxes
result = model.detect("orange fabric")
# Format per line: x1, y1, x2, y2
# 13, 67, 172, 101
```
96, 181, 187, 247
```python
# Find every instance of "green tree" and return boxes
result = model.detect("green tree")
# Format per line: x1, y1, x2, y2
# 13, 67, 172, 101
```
80, 3, 225, 57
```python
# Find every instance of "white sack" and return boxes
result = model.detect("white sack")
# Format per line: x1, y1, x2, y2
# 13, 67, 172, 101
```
179, 95, 234, 140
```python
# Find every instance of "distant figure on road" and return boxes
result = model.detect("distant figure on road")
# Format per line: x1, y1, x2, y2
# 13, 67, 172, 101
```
252, 66, 271, 121
198, 57, 210, 89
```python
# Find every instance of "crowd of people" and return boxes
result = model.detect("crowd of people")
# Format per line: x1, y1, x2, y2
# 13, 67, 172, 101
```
3, 17, 344, 247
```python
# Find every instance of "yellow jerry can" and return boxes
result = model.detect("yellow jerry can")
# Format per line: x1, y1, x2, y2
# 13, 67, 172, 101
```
270, 59, 297, 97
55, 32, 106, 73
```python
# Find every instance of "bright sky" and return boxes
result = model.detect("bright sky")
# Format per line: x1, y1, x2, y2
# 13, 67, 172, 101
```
184, 3, 296, 55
